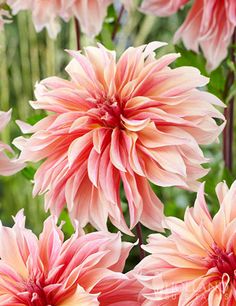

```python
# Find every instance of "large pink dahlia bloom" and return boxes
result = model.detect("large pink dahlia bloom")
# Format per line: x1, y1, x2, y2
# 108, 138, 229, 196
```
136, 181, 236, 305
0, 109, 24, 176
140, 0, 236, 71
0, 210, 142, 305
14, 43, 224, 234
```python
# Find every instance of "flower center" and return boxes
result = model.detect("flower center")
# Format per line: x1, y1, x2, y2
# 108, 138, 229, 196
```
20, 279, 52, 306
95, 95, 122, 128
209, 244, 236, 280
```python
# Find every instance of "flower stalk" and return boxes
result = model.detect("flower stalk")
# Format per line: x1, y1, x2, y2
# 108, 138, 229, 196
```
112, 5, 125, 41
135, 222, 146, 260
74, 17, 81, 50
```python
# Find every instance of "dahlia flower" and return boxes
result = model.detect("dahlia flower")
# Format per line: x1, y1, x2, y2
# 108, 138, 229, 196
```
14, 42, 224, 234
136, 181, 236, 305
0, 210, 142, 305
7, 0, 131, 38
71, 0, 113, 37
71, 0, 133, 37
140, 0, 236, 71
140, 0, 189, 17
0, 109, 24, 176
7, 0, 73, 38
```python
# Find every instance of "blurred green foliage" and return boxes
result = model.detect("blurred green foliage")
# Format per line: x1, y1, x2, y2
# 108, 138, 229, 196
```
0, 2, 233, 268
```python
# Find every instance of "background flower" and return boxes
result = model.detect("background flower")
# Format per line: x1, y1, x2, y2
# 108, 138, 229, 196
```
136, 181, 236, 305
7, 0, 73, 38
71, 0, 113, 37
70, 0, 133, 38
140, 0, 236, 71
6, 0, 131, 38
0, 109, 24, 176
14, 42, 224, 235
140, 0, 189, 17
0, 210, 142, 305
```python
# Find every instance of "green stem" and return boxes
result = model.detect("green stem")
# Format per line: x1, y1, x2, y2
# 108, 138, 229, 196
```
74, 18, 81, 50
112, 5, 125, 41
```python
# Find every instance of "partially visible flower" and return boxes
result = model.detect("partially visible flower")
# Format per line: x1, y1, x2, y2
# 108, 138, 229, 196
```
14, 42, 224, 235
7, 0, 73, 38
136, 181, 236, 305
140, 0, 189, 17
6, 0, 131, 38
71, 0, 113, 37
140, 0, 236, 71
71, 0, 133, 37
0, 109, 24, 176
0, 210, 142, 305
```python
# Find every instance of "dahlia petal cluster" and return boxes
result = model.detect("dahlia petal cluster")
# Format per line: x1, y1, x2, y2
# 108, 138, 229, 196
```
136, 181, 236, 305
71, 0, 132, 37
6, 0, 131, 38
0, 109, 24, 176
14, 42, 224, 234
71, 0, 113, 38
140, 0, 189, 17
7, 0, 73, 38
140, 0, 236, 71
0, 210, 142, 305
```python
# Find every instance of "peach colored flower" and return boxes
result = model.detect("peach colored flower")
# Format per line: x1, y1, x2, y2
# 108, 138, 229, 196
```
140, 0, 236, 71
14, 42, 224, 234
140, 0, 189, 17
7, 0, 131, 38
0, 109, 24, 176
0, 210, 142, 305
71, 0, 112, 37
7, 0, 73, 38
136, 181, 236, 305
70, 0, 133, 37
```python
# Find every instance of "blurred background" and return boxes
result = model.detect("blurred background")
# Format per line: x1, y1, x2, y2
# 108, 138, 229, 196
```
0, 1, 233, 267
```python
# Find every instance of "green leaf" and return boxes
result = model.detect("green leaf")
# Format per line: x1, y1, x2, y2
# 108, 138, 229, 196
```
174, 44, 207, 75
21, 166, 36, 180
59, 210, 75, 238
26, 113, 46, 125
